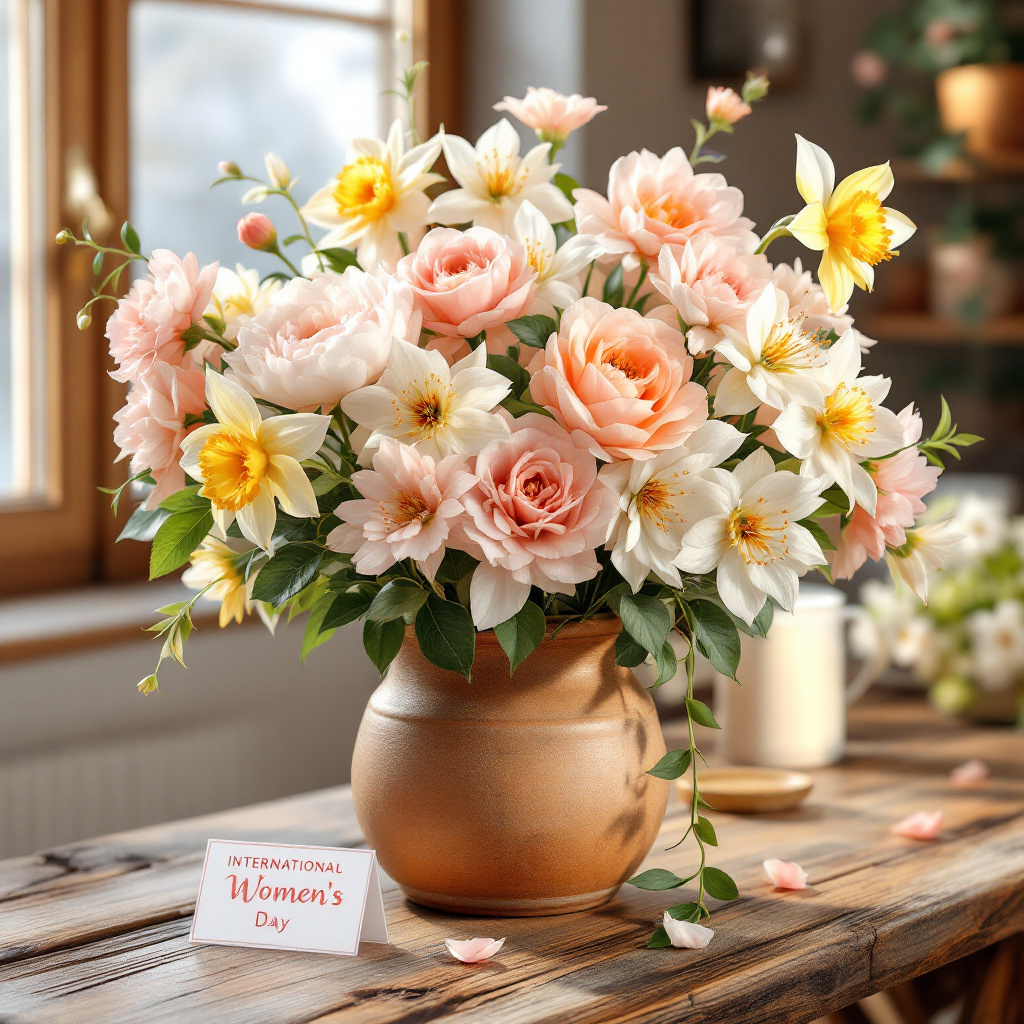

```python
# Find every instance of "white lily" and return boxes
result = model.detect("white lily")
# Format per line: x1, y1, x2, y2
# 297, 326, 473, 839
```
179, 371, 330, 551
885, 513, 964, 604
714, 284, 828, 415
428, 119, 573, 234
341, 340, 511, 460
512, 200, 604, 308
302, 120, 443, 270
601, 421, 744, 592
674, 447, 825, 624
205, 264, 281, 342
772, 330, 905, 515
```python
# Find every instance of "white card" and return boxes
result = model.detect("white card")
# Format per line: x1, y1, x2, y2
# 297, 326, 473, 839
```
189, 839, 389, 956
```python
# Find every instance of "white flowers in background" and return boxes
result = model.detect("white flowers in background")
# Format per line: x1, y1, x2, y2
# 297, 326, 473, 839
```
884, 513, 964, 603
601, 421, 744, 592
264, 152, 291, 190
773, 330, 904, 513
968, 599, 1024, 691
428, 119, 574, 234
712, 284, 827, 415
341, 340, 511, 460
302, 121, 443, 269
675, 448, 825, 623
511, 201, 604, 308
949, 492, 1010, 565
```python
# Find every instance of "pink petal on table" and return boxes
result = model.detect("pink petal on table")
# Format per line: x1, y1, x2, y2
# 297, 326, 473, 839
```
763, 858, 809, 890
950, 759, 989, 789
892, 810, 943, 840
445, 937, 506, 963
662, 912, 714, 949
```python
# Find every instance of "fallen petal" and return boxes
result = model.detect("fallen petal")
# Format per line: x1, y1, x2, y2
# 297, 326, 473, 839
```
892, 810, 943, 840
763, 858, 809, 890
445, 937, 506, 963
662, 911, 714, 949
950, 759, 989, 789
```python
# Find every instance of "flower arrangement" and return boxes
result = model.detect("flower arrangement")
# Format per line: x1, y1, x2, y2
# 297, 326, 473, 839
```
860, 492, 1023, 725
61, 68, 975, 945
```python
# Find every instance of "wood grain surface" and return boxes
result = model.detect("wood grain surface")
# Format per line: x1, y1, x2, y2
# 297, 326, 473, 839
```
0, 697, 1022, 1024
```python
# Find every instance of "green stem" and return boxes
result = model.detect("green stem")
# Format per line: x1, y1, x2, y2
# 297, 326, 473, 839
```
689, 122, 720, 166
269, 242, 303, 278
683, 627, 707, 911
278, 189, 325, 272
627, 262, 648, 308
755, 215, 796, 255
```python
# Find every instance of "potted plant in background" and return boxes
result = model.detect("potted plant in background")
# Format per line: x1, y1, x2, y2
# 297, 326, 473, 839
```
61, 68, 975, 945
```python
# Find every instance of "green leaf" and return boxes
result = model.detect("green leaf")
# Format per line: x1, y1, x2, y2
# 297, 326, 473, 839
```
799, 517, 836, 552
117, 505, 169, 543
651, 639, 678, 688
618, 592, 672, 658
646, 748, 692, 780
702, 866, 739, 901
505, 314, 557, 348
415, 595, 476, 681
365, 580, 428, 622
686, 696, 721, 730
494, 600, 546, 674
614, 627, 648, 668
322, 587, 376, 630
689, 598, 741, 680
362, 617, 405, 675
434, 549, 477, 585
92, 250, 104, 277
301, 595, 336, 663
120, 220, 141, 254
250, 542, 324, 606
316, 246, 360, 272
552, 171, 580, 204
149, 501, 213, 579
694, 815, 718, 847
752, 599, 774, 638
486, 352, 530, 398
602, 262, 624, 306
627, 868, 684, 891
646, 926, 673, 949
666, 901, 703, 922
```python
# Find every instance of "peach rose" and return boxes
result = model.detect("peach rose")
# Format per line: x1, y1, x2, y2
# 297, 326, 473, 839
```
573, 148, 756, 270
397, 226, 536, 339
457, 413, 618, 629
493, 87, 606, 140
528, 297, 709, 461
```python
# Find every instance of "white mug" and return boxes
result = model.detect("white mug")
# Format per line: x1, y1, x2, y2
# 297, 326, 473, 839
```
713, 584, 885, 769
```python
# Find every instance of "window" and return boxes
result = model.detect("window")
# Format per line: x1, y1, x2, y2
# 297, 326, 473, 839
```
0, 0, 461, 597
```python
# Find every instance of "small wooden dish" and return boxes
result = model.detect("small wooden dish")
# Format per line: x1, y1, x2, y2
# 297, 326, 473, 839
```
677, 767, 814, 813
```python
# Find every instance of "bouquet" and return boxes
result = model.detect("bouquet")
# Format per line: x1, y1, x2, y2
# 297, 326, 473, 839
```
860, 492, 1022, 725
61, 68, 975, 943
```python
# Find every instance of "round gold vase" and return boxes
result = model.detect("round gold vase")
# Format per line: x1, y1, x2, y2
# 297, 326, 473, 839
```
350, 617, 668, 916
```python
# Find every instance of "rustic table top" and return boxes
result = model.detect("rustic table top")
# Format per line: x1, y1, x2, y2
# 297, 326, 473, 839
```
1, 696, 1022, 1024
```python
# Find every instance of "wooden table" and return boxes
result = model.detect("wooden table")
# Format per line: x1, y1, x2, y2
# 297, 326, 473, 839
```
1, 697, 1022, 1024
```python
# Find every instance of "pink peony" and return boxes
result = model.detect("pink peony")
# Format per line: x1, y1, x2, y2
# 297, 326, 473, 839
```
892, 810, 943, 840
833, 404, 940, 579
456, 413, 618, 629
237, 212, 276, 251
573, 147, 756, 270
327, 438, 475, 579
445, 937, 505, 963
107, 249, 219, 384
771, 258, 853, 339
950, 759, 989, 789
112, 362, 207, 509
763, 859, 809, 890
528, 297, 709, 461
650, 234, 773, 354
493, 87, 606, 139
706, 86, 751, 125
226, 268, 419, 413
397, 227, 536, 339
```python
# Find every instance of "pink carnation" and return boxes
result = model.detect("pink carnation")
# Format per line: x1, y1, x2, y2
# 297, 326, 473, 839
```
573, 147, 756, 270
706, 86, 751, 125
493, 87, 606, 139
456, 414, 618, 629
107, 249, 219, 384
650, 234, 772, 354
834, 404, 940, 579
327, 438, 475, 580
112, 362, 207, 509
397, 226, 536, 339
528, 297, 709, 461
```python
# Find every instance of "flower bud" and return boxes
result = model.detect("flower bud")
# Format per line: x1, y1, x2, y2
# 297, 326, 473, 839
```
218, 161, 241, 177
741, 72, 770, 104
76, 311, 93, 330
264, 152, 291, 190
706, 86, 752, 126
55, 228, 73, 245
237, 212, 277, 251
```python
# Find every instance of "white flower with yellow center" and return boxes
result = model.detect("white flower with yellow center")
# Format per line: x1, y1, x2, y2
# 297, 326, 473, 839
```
302, 120, 443, 270
179, 371, 330, 551
968, 599, 1024, 691
885, 514, 963, 604
773, 330, 905, 515
341, 340, 511, 460
601, 420, 744, 592
181, 536, 254, 628
428, 119, 574, 234
674, 447, 825, 624
205, 264, 281, 341
788, 135, 916, 312
714, 284, 828, 415
511, 200, 605, 308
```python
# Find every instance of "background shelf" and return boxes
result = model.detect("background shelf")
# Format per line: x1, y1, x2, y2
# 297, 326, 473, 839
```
859, 312, 1024, 346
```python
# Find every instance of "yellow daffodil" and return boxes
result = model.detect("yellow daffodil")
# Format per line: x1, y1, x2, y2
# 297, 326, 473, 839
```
181, 536, 252, 627
788, 135, 916, 312
179, 371, 330, 551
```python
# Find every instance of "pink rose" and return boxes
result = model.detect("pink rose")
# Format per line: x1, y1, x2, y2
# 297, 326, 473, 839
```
237, 212, 276, 251
456, 414, 618, 629
397, 226, 536, 339
650, 234, 773, 354
573, 148, 756, 270
706, 86, 751, 126
528, 297, 709, 461
493, 87, 606, 140
112, 362, 207, 509
107, 249, 219, 384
